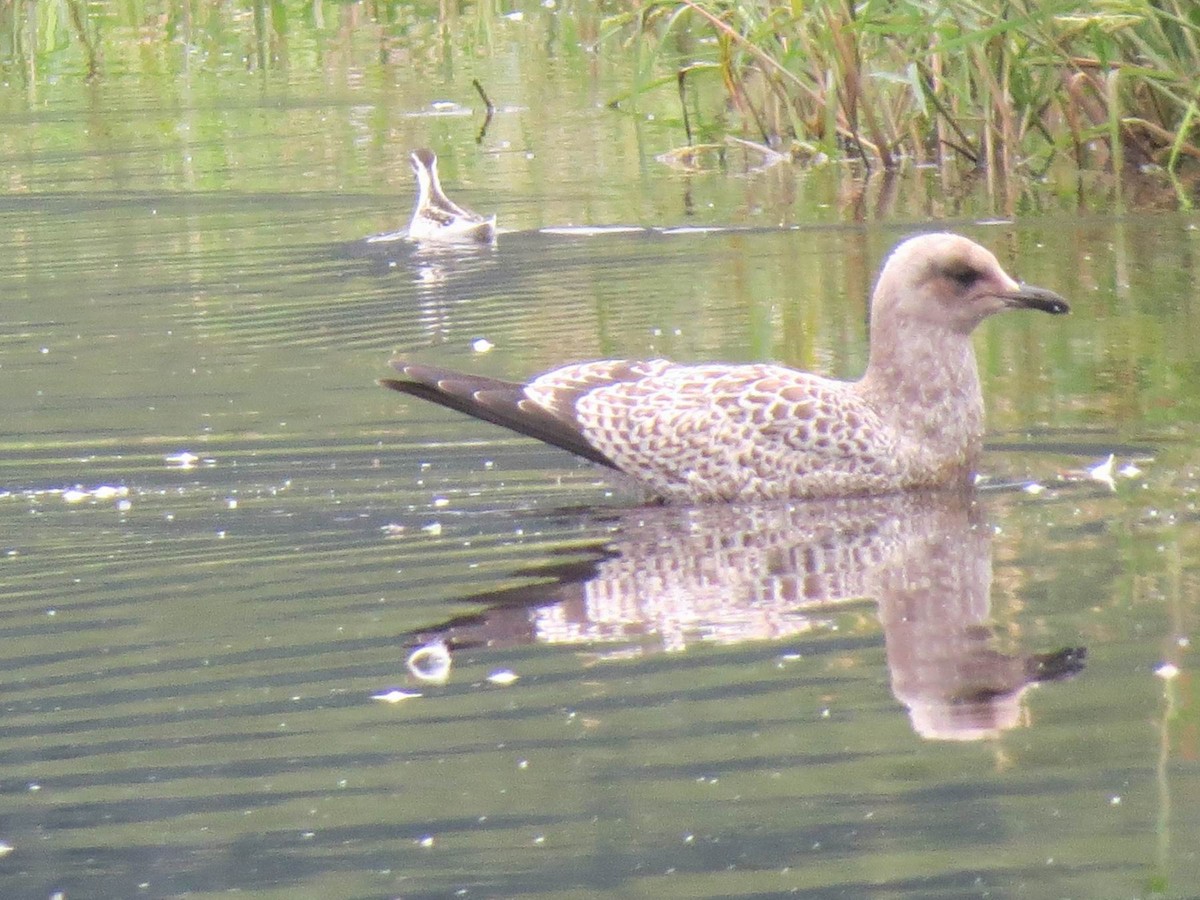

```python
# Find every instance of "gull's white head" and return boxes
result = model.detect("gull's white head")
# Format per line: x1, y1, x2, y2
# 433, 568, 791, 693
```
873, 233, 1068, 335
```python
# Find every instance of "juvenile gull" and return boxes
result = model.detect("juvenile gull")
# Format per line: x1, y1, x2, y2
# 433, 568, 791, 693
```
381, 233, 1069, 502
405, 148, 497, 244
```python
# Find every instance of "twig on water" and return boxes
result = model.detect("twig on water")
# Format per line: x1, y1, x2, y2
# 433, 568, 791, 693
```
472, 78, 495, 114
678, 69, 694, 146
472, 78, 495, 144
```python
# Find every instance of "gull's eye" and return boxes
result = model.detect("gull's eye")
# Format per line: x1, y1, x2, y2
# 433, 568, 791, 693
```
942, 263, 981, 289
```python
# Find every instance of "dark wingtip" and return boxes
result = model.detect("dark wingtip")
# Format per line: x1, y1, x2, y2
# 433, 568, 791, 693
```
378, 364, 622, 471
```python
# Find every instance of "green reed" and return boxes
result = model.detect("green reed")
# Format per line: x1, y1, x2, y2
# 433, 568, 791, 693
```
602, 0, 1200, 175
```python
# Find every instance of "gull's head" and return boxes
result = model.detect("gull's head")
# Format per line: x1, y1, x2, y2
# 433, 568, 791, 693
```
873, 233, 1069, 334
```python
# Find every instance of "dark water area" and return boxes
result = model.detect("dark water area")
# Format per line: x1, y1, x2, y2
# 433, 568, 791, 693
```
2, 3, 1199, 898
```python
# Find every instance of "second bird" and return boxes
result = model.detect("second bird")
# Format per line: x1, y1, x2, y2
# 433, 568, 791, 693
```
406, 148, 497, 244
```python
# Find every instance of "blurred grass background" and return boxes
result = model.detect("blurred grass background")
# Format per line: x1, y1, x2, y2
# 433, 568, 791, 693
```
606, 0, 1200, 178
5, 0, 1197, 180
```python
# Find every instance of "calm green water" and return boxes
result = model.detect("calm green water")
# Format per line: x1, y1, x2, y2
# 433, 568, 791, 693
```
2, 3, 1199, 899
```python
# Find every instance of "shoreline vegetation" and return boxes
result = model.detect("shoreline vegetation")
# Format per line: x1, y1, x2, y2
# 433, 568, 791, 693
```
2, 0, 1198, 189
603, 0, 1200, 180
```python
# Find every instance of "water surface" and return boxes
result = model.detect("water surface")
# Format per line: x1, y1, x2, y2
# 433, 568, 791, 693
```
2, 4, 1199, 898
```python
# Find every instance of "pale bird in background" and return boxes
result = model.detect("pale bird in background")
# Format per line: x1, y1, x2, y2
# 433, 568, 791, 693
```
406, 148, 497, 244
381, 233, 1069, 502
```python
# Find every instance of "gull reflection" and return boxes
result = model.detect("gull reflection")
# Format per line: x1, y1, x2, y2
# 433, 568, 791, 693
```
409, 490, 1084, 741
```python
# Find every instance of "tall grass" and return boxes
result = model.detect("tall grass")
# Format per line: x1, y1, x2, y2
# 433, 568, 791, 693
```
602, 0, 1200, 175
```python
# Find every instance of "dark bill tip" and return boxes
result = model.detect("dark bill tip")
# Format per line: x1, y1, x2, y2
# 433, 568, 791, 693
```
1001, 284, 1070, 315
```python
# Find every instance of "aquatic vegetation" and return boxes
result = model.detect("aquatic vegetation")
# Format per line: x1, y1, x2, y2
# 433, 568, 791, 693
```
602, 0, 1200, 176
4, 0, 1196, 184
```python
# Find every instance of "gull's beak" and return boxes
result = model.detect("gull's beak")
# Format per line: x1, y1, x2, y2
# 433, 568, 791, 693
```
997, 283, 1070, 315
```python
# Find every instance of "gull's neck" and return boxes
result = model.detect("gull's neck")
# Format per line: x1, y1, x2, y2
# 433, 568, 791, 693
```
856, 311, 985, 476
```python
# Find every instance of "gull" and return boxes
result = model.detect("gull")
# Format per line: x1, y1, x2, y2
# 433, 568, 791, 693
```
406, 148, 496, 244
380, 233, 1069, 502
